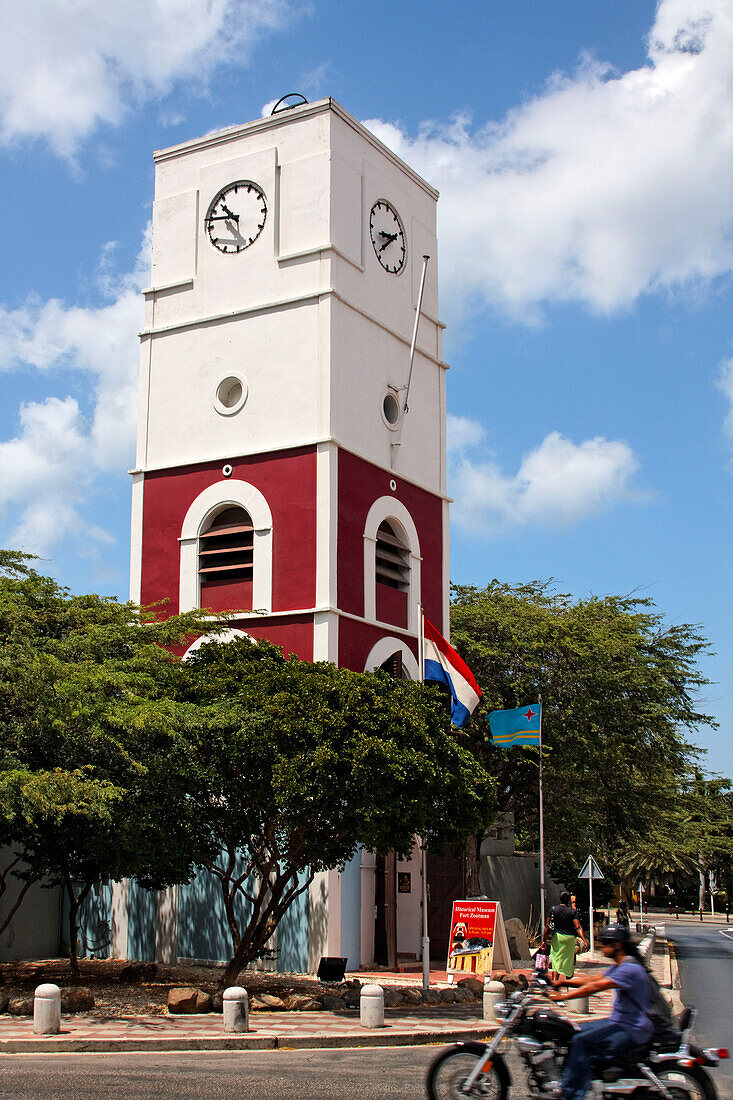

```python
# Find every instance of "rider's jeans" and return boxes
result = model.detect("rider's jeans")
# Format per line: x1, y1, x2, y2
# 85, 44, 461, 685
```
562, 1020, 636, 1100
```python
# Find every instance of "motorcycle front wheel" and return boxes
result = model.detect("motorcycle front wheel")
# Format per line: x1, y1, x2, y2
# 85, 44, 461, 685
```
653, 1066, 717, 1100
427, 1047, 509, 1100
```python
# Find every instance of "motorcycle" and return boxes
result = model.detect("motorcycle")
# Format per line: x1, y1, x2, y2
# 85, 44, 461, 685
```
426, 975, 728, 1100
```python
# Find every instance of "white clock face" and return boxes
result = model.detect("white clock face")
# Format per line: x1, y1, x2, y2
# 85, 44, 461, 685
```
370, 200, 407, 274
204, 180, 267, 254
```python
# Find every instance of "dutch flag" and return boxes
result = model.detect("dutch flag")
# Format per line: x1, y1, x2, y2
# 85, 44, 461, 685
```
422, 617, 482, 729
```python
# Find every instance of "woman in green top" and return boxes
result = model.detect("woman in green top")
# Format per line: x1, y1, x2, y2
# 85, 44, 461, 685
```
546, 891, 589, 981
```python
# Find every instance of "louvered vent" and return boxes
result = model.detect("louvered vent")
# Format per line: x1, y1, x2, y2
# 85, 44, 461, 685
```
375, 521, 410, 591
198, 507, 254, 583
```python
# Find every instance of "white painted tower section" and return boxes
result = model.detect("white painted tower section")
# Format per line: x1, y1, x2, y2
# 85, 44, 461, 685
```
134, 99, 446, 493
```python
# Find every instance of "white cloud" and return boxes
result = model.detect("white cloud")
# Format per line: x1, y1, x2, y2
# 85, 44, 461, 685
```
0, 0, 294, 156
0, 235, 148, 557
366, 0, 733, 319
449, 417, 641, 534
717, 357, 733, 456
447, 413, 486, 454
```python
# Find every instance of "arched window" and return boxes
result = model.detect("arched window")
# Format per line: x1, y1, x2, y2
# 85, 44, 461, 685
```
375, 521, 410, 591
198, 506, 254, 613
179, 480, 273, 615
363, 497, 421, 635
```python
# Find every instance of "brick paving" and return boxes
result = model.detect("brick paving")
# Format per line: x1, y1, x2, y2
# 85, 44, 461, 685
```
0, 1005, 494, 1054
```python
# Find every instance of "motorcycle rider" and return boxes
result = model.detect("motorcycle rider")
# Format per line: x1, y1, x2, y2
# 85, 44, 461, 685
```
548, 922, 653, 1100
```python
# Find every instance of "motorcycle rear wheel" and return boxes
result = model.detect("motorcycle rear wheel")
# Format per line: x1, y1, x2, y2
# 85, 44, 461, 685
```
427, 1049, 509, 1100
653, 1066, 717, 1100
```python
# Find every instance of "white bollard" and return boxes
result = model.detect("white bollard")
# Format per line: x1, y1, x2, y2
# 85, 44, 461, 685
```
33, 983, 61, 1035
566, 993, 590, 1015
360, 983, 385, 1028
222, 986, 249, 1033
483, 980, 506, 1022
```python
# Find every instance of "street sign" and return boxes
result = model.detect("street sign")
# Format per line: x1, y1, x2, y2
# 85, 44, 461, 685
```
638, 882, 645, 895
579, 856, 605, 881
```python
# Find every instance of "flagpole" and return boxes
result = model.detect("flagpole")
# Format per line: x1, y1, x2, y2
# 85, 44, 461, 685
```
419, 606, 431, 990
538, 695, 546, 934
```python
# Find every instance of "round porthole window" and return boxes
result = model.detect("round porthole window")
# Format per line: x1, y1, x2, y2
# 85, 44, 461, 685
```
214, 374, 248, 416
382, 391, 401, 429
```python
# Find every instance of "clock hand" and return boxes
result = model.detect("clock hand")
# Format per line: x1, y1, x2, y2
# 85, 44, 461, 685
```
379, 232, 398, 252
221, 204, 239, 221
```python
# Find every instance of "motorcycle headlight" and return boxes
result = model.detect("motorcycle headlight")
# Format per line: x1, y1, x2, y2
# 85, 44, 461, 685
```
494, 1001, 512, 1020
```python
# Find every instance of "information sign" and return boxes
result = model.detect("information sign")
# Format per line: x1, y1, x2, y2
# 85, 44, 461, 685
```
446, 899, 513, 978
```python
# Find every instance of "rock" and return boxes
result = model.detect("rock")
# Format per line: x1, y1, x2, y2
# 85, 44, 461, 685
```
168, 987, 202, 1014
504, 918, 531, 962
494, 971, 527, 996
401, 987, 423, 1006
119, 963, 158, 983
256, 993, 287, 1010
422, 988, 444, 1004
0, 992, 8, 1013
211, 992, 223, 1013
60, 987, 95, 1013
195, 991, 213, 1013
456, 977, 483, 997
320, 993, 346, 1011
440, 988, 458, 1003
382, 988, 403, 1007
454, 986, 476, 1003
8, 995, 34, 1016
284, 993, 320, 1011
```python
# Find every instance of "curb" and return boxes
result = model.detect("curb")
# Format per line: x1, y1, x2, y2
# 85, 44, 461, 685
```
0, 1023, 495, 1056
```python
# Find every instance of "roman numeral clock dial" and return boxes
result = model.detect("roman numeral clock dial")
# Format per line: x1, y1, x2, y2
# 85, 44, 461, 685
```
369, 199, 407, 274
205, 181, 267, 254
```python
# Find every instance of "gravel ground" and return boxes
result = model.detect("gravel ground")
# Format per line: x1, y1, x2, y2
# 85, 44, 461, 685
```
0, 958, 374, 1017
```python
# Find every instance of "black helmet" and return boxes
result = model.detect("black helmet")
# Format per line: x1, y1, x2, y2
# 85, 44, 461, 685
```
600, 922, 632, 945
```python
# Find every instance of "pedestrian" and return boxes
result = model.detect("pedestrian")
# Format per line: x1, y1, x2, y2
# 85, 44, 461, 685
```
545, 890, 589, 982
549, 922, 653, 1100
616, 898, 630, 927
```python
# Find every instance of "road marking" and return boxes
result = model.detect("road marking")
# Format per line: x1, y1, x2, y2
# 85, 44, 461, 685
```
719, 927, 733, 941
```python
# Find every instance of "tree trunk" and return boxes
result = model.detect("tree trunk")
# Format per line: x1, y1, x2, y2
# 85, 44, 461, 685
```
0, 869, 39, 935
63, 875, 92, 976
464, 833, 483, 897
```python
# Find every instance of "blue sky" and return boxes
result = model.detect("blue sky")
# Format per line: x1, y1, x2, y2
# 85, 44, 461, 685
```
0, 0, 731, 773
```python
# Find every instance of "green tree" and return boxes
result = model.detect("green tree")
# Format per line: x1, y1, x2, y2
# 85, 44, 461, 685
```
172, 636, 496, 987
0, 551, 223, 971
449, 580, 717, 875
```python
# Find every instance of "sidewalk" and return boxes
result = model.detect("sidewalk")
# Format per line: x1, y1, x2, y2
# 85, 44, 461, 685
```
0, 928, 682, 1056
0, 1004, 494, 1055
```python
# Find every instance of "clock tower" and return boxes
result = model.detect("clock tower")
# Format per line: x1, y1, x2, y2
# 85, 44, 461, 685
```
129, 98, 449, 970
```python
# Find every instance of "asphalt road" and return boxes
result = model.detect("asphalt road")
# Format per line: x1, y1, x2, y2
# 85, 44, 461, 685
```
0, 1045, 444, 1099
666, 921, 733, 1098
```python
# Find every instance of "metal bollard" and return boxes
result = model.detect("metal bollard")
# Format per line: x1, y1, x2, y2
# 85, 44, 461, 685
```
360, 984, 385, 1028
222, 986, 249, 1033
34, 983, 61, 1035
483, 980, 506, 1022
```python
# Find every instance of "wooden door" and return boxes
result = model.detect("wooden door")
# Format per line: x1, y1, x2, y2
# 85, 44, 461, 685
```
427, 850, 466, 962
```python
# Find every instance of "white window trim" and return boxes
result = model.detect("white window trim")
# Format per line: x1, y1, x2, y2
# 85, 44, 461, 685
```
364, 636, 419, 681
363, 496, 421, 635
179, 480, 273, 613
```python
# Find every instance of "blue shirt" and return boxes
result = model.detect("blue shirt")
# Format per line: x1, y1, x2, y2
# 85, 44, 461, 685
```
606, 959, 653, 1042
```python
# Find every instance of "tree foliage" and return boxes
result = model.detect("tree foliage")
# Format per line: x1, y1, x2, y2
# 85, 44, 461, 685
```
449, 580, 719, 880
171, 636, 495, 986
0, 552, 223, 970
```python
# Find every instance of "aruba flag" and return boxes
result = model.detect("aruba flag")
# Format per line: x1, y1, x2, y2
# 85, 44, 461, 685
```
488, 702, 542, 746
423, 617, 482, 729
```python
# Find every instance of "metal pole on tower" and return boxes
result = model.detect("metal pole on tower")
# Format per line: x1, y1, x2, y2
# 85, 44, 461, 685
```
539, 696, 546, 934
391, 255, 430, 469
419, 607, 431, 990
